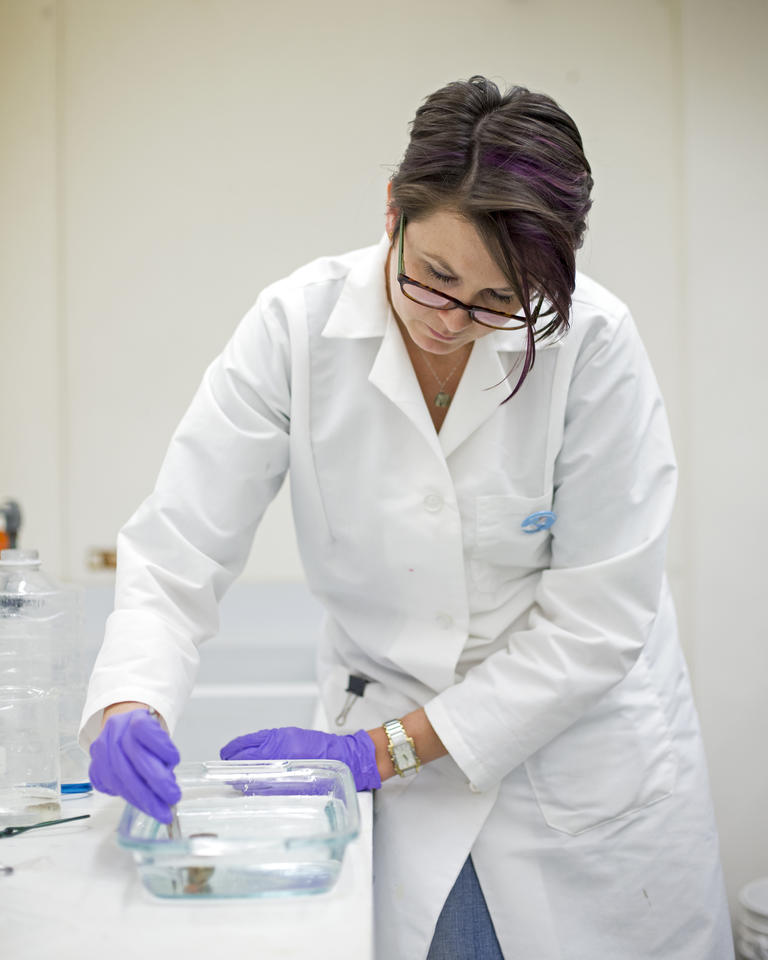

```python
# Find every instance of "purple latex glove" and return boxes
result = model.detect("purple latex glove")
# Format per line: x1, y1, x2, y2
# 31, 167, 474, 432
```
219, 727, 381, 792
89, 709, 182, 823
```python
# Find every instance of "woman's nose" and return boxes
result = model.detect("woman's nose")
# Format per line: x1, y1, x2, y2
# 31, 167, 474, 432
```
437, 307, 473, 333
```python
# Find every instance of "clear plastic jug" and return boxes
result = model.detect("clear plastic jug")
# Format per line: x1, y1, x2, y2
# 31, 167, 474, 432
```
0, 685, 61, 827
0, 549, 90, 792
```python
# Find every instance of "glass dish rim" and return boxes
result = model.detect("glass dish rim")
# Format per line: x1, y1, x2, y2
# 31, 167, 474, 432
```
116, 758, 361, 855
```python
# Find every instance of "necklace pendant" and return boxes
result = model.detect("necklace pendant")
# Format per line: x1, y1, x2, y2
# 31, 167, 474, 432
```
434, 391, 452, 408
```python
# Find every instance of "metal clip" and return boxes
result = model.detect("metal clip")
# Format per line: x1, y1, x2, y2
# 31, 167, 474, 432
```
334, 675, 371, 727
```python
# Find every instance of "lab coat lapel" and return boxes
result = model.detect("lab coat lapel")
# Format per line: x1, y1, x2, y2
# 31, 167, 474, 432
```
438, 333, 514, 459
440, 326, 564, 458
321, 234, 445, 462
368, 314, 445, 463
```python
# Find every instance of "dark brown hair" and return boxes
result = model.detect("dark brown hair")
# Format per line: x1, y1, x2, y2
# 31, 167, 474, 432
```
390, 76, 593, 396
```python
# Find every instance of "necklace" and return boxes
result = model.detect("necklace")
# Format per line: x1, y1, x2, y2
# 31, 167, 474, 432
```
383, 247, 466, 409
420, 351, 463, 408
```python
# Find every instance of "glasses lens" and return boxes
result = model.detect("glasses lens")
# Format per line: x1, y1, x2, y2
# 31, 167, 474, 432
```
401, 281, 454, 309
472, 308, 529, 329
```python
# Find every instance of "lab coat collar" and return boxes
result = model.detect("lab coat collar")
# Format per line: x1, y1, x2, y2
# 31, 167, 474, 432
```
438, 336, 512, 458
366, 314, 521, 462
321, 233, 563, 459
320, 232, 563, 354
320, 234, 392, 340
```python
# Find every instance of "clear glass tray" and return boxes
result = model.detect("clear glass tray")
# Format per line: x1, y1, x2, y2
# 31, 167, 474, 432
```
117, 759, 360, 899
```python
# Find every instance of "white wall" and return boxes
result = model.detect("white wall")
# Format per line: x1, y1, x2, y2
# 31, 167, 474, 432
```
681, 0, 768, 916
1, 0, 766, 919
0, 0, 61, 565
2, 0, 686, 584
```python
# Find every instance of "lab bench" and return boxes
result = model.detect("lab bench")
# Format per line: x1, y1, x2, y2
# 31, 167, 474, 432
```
0, 789, 373, 959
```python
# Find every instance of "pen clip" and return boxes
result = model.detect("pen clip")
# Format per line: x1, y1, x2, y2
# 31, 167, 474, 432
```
334, 675, 371, 727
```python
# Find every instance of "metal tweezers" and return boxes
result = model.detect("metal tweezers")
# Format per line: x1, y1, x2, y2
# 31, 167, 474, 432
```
146, 707, 182, 840
0, 814, 91, 838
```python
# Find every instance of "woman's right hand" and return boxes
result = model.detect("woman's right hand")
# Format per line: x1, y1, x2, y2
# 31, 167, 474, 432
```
88, 706, 182, 823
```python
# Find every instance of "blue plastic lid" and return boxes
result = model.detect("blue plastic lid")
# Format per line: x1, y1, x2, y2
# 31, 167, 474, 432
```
61, 782, 92, 795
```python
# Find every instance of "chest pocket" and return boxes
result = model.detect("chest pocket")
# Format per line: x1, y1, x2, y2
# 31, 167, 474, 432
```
470, 494, 553, 594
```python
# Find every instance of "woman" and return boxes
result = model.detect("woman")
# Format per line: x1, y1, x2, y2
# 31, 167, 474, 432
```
82, 76, 733, 959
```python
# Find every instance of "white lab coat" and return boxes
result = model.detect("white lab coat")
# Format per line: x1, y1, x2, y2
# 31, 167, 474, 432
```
81, 235, 733, 959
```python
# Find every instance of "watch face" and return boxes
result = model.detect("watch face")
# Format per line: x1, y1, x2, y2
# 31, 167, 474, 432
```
393, 743, 415, 769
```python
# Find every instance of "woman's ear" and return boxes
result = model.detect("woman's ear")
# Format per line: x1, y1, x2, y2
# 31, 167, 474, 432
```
385, 181, 398, 240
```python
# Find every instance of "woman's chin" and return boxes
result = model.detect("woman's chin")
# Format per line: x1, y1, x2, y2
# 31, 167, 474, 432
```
416, 329, 467, 354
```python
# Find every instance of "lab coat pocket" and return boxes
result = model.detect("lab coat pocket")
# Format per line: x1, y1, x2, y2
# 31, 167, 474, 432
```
471, 494, 553, 594
524, 654, 678, 836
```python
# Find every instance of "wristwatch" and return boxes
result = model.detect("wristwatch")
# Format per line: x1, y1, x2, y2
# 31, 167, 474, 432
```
383, 718, 422, 777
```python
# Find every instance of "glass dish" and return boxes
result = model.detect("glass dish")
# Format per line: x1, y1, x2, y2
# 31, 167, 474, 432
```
117, 759, 360, 899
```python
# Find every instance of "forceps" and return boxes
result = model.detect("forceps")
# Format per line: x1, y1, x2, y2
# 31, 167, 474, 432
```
146, 707, 182, 840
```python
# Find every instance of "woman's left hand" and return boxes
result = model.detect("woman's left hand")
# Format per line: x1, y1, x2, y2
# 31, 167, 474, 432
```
219, 726, 382, 791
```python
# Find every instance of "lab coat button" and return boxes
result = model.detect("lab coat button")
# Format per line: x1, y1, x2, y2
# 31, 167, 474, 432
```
423, 493, 444, 512
435, 612, 453, 630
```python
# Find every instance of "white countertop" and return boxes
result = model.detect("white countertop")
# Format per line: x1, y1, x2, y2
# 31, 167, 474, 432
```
0, 789, 373, 959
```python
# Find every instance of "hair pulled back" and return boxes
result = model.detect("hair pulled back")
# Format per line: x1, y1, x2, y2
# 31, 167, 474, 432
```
390, 76, 593, 394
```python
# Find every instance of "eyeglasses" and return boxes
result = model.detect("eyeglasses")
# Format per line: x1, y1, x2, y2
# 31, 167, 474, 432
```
395, 213, 554, 330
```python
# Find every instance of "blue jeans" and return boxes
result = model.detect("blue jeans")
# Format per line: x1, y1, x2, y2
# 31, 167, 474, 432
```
427, 856, 504, 959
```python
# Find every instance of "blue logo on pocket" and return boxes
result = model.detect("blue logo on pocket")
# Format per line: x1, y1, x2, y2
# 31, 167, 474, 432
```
521, 511, 556, 533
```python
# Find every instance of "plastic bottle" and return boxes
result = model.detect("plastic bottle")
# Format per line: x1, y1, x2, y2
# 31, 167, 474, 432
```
0, 549, 90, 792
0, 685, 61, 827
